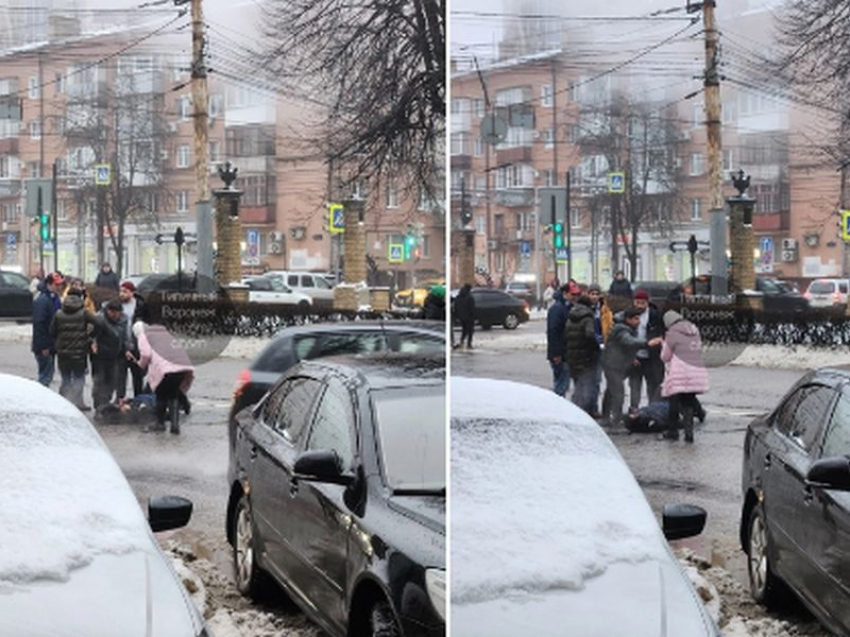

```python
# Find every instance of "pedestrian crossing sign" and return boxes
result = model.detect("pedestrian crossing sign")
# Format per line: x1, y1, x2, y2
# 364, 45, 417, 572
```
94, 163, 111, 186
842, 210, 850, 242
329, 203, 345, 234
609, 172, 625, 194
388, 243, 404, 263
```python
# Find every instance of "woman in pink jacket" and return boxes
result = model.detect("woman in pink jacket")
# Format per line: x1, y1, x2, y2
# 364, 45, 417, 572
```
133, 322, 194, 432
660, 310, 709, 443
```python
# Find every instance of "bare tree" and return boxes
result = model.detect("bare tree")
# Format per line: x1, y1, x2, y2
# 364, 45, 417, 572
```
260, 0, 445, 196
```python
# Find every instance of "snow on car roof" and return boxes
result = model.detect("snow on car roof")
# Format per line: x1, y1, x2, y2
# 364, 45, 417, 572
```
451, 377, 667, 606
0, 374, 152, 589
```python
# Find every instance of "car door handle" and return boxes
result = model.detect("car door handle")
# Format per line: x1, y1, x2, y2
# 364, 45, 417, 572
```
764, 452, 771, 470
289, 480, 299, 497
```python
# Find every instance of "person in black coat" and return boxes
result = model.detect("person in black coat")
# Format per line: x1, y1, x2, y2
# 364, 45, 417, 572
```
607, 270, 634, 314
454, 284, 476, 349
565, 296, 600, 414
31, 272, 63, 387
91, 299, 129, 409
629, 289, 665, 409
546, 283, 575, 396
95, 262, 120, 292
50, 289, 102, 410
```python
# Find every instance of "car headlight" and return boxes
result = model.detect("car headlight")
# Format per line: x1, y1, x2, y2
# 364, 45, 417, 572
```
425, 568, 446, 621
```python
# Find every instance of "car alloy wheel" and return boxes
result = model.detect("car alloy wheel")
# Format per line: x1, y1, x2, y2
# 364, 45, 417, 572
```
233, 494, 268, 600
747, 504, 782, 607
370, 600, 401, 637
504, 313, 519, 330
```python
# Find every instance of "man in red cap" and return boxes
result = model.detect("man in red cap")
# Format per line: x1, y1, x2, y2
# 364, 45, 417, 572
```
629, 289, 665, 409
118, 280, 149, 397
31, 272, 63, 386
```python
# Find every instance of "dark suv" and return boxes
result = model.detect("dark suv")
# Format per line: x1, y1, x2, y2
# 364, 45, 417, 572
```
741, 367, 850, 635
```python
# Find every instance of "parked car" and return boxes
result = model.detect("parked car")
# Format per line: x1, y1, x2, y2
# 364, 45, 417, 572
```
633, 280, 685, 310
452, 377, 718, 636
452, 287, 530, 330
134, 272, 199, 297
227, 354, 446, 637
503, 281, 537, 307
741, 366, 850, 635
684, 274, 809, 313
265, 270, 335, 309
804, 278, 849, 309
242, 276, 312, 307
0, 269, 33, 320
229, 321, 445, 454
0, 373, 208, 636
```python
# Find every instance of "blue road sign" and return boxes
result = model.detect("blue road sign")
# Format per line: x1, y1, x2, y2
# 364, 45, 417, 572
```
6, 233, 16, 246
843, 210, 850, 241
520, 241, 530, 256
388, 243, 404, 263
329, 203, 345, 234
760, 236, 773, 255
556, 246, 569, 263
609, 172, 625, 194
94, 163, 111, 186
247, 229, 259, 257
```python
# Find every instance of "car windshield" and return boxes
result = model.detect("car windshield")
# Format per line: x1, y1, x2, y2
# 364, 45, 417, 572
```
372, 385, 445, 493
810, 281, 835, 294
314, 276, 332, 289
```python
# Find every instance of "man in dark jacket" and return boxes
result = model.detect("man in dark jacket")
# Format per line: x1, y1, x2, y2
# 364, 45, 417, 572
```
423, 285, 446, 321
31, 272, 63, 386
546, 283, 574, 396
565, 296, 600, 414
95, 262, 120, 292
118, 281, 149, 397
454, 284, 476, 349
629, 289, 665, 409
601, 307, 662, 426
50, 289, 101, 410
91, 299, 128, 409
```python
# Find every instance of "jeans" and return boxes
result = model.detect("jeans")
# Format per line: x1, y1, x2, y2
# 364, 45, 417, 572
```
603, 365, 627, 424
58, 358, 86, 406
571, 368, 597, 415
34, 353, 55, 387
589, 361, 603, 414
628, 357, 663, 409
550, 359, 571, 397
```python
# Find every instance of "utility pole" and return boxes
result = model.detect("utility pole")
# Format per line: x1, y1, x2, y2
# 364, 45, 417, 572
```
186, 0, 213, 286
700, 0, 727, 295
474, 56, 494, 280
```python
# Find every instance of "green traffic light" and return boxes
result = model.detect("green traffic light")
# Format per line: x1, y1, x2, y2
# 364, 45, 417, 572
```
554, 222, 563, 232
555, 236, 563, 248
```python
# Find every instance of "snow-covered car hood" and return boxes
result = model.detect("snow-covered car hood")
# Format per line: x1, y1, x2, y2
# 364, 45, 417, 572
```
0, 549, 203, 637
452, 560, 717, 637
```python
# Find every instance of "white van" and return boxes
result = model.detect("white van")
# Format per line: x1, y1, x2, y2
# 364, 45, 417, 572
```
265, 270, 335, 308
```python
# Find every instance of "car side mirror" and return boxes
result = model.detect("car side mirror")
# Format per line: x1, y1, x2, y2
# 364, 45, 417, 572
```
807, 457, 850, 491
149, 495, 193, 532
662, 503, 707, 541
294, 450, 356, 486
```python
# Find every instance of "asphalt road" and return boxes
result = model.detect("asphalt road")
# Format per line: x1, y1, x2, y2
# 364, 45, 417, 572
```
451, 319, 804, 586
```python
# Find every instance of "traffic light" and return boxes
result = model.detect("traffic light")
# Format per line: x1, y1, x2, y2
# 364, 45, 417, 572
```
404, 233, 417, 261
39, 211, 50, 243
553, 219, 564, 250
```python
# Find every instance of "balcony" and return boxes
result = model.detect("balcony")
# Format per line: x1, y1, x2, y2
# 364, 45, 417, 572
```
496, 146, 532, 164
66, 81, 108, 104
0, 137, 18, 155
239, 204, 275, 224
229, 155, 275, 174
752, 210, 790, 232
494, 188, 534, 207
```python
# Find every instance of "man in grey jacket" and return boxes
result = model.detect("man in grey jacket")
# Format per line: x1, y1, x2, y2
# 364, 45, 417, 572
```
601, 307, 662, 427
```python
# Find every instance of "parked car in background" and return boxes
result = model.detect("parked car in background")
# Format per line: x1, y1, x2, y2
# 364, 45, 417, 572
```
633, 280, 685, 311
395, 278, 445, 308
452, 287, 530, 330
741, 367, 850, 636
0, 269, 33, 320
683, 274, 809, 313
242, 276, 312, 307
228, 321, 445, 454
265, 270, 335, 309
134, 272, 199, 297
0, 373, 208, 636
804, 278, 849, 309
227, 354, 446, 637
503, 281, 537, 307
452, 377, 717, 637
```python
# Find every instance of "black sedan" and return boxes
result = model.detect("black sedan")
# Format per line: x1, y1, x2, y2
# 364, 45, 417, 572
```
0, 270, 33, 320
741, 366, 850, 634
226, 354, 446, 637
453, 288, 530, 330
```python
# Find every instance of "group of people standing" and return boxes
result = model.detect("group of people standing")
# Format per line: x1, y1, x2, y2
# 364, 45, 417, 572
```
546, 272, 709, 443
30, 264, 194, 430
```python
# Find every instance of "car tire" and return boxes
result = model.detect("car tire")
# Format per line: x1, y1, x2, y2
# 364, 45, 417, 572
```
297, 300, 310, 310
747, 503, 784, 607
503, 313, 520, 330
232, 494, 271, 601
370, 600, 401, 637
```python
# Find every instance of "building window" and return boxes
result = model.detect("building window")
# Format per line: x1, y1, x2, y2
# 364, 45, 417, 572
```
692, 102, 703, 128
495, 250, 505, 271
691, 198, 702, 221
543, 169, 555, 186
451, 132, 470, 155
179, 96, 191, 120
541, 84, 553, 107
474, 137, 483, 157
571, 207, 581, 228
148, 191, 159, 213
543, 128, 554, 148
29, 161, 40, 178
55, 72, 65, 94
421, 235, 430, 258
28, 77, 39, 99
385, 180, 399, 208
567, 125, 579, 143
475, 215, 485, 235
29, 121, 41, 140
209, 140, 220, 163
0, 156, 10, 178
473, 99, 485, 119
177, 190, 188, 213
177, 145, 190, 168
689, 153, 704, 176
723, 149, 733, 172
209, 94, 222, 118
56, 199, 67, 220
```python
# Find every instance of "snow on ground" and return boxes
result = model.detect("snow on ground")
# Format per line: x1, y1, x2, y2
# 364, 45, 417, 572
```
164, 542, 320, 637
676, 550, 830, 637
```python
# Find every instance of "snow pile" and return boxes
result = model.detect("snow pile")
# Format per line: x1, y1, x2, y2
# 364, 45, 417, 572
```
728, 345, 850, 370
0, 375, 151, 586
219, 336, 269, 360
452, 377, 667, 605
0, 323, 32, 344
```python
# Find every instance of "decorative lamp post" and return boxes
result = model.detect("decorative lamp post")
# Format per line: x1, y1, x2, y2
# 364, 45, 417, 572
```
727, 169, 757, 299
213, 162, 245, 294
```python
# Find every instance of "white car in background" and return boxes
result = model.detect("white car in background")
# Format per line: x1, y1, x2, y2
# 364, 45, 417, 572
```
804, 278, 849, 308
451, 377, 719, 637
0, 373, 210, 636
241, 276, 312, 308
264, 270, 335, 308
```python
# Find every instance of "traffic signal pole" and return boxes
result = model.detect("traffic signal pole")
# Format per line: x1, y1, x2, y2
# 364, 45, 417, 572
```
51, 160, 58, 272
565, 171, 572, 283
